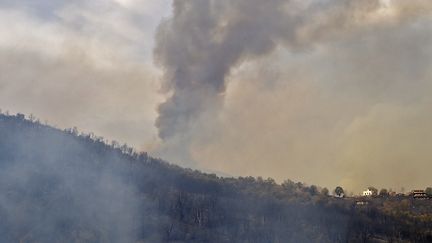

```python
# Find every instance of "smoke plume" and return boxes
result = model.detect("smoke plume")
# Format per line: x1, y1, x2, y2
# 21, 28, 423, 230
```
154, 0, 432, 141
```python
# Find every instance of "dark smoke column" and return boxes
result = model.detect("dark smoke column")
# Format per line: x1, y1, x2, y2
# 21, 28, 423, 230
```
153, 0, 394, 141
154, 0, 293, 140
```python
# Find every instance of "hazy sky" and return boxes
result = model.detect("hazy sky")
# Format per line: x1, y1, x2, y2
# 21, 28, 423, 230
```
1, 0, 432, 193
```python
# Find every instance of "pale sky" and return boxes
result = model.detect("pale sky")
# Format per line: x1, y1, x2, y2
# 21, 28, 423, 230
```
1, 0, 432, 193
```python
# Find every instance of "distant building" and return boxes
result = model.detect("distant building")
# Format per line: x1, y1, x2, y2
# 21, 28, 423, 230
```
362, 189, 373, 197
411, 190, 428, 199
356, 201, 369, 206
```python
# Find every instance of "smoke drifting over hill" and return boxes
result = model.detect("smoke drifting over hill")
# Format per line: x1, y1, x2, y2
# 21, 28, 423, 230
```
154, 0, 432, 190
2, 114, 432, 242
0, 116, 144, 242
1, 0, 432, 192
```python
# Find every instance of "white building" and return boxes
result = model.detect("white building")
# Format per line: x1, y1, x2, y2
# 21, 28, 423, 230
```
362, 189, 373, 196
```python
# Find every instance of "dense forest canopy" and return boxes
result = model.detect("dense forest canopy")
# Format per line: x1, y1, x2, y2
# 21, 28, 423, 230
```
0, 112, 431, 242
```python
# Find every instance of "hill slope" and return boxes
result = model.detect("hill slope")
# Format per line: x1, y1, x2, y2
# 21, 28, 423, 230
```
0, 113, 431, 242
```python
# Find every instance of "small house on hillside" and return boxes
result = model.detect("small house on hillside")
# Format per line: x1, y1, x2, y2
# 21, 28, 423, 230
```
411, 190, 428, 199
356, 201, 369, 206
362, 189, 373, 197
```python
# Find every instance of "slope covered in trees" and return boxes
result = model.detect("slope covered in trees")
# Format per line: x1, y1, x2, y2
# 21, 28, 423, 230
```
0, 112, 431, 242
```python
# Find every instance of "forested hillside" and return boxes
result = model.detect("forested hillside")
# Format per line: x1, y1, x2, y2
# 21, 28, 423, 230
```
0, 113, 431, 242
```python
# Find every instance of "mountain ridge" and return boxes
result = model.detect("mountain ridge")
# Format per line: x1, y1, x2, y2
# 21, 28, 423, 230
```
0, 112, 431, 242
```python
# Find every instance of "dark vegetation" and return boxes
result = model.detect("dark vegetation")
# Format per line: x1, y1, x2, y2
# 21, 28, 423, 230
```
0, 112, 431, 242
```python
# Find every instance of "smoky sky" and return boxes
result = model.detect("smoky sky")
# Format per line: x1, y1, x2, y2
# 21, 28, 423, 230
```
154, 0, 432, 192
0, 0, 171, 150
153, 0, 425, 140
1, 0, 432, 192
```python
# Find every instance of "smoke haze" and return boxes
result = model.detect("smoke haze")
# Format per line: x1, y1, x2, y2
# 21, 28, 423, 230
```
154, 0, 432, 191
154, 0, 432, 140
0, 0, 170, 150
0, 117, 146, 241
1, 0, 432, 192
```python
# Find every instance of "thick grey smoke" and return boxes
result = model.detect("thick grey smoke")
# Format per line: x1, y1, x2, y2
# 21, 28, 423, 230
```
154, 0, 428, 140
153, 0, 432, 190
